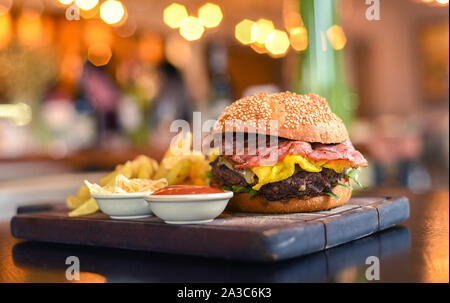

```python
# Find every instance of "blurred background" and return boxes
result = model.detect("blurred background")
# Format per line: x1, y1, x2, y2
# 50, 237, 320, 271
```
0, 0, 448, 216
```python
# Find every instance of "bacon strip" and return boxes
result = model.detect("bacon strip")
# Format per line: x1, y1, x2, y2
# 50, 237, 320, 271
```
220, 138, 368, 169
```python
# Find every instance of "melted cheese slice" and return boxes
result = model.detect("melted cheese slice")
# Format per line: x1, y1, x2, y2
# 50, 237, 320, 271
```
250, 155, 347, 190
209, 148, 349, 191
208, 147, 220, 162
323, 160, 351, 174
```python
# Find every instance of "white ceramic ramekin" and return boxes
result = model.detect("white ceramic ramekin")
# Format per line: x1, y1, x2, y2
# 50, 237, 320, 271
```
144, 191, 233, 224
91, 193, 153, 220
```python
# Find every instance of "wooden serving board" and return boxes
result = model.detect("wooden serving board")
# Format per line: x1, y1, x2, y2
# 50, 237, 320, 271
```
10, 196, 409, 262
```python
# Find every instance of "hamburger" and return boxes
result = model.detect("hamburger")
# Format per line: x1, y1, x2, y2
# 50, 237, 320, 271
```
208, 92, 368, 213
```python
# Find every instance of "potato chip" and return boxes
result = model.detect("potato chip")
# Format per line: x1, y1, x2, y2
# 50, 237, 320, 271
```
85, 174, 168, 195
66, 195, 87, 210
66, 136, 210, 217
154, 132, 210, 185
68, 197, 99, 217
67, 155, 160, 216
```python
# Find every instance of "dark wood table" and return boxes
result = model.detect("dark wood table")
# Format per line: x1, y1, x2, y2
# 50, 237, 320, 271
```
0, 187, 448, 283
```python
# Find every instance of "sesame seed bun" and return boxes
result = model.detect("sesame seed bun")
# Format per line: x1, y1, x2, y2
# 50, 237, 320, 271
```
212, 92, 349, 144
225, 180, 352, 213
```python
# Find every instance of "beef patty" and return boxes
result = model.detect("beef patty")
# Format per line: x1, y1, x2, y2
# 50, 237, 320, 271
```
211, 159, 346, 201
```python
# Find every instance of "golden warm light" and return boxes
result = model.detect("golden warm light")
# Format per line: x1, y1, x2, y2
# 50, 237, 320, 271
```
283, 11, 302, 31
250, 43, 267, 54
139, 34, 164, 64
235, 19, 259, 45
289, 26, 308, 51
163, 3, 188, 29
79, 5, 99, 19
255, 18, 275, 46
57, 0, 74, 5
421, 191, 449, 282
235, 18, 292, 56
165, 34, 192, 68
17, 13, 43, 47
179, 16, 205, 41
198, 3, 223, 28
417, 0, 448, 5
88, 43, 112, 66
0, 0, 13, 14
326, 25, 347, 50
71, 272, 107, 283
265, 29, 290, 55
100, 0, 126, 25
60, 54, 83, 83
75, 0, 98, 11
84, 20, 113, 45
0, 13, 12, 49
115, 17, 137, 38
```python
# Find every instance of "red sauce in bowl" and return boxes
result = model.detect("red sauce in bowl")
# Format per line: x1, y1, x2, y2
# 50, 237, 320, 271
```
151, 185, 225, 196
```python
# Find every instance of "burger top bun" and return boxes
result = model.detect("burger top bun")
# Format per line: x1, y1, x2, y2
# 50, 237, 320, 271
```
212, 92, 349, 144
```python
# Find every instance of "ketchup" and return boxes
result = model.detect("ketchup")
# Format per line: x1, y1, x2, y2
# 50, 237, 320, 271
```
151, 185, 224, 195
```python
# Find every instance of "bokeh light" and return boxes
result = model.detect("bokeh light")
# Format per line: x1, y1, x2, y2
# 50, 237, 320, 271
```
75, 0, 98, 11
60, 53, 83, 84
163, 3, 188, 29
255, 19, 275, 46
165, 34, 192, 68
15, 103, 32, 126
17, 13, 43, 47
326, 25, 347, 50
100, 0, 126, 25
0, 103, 32, 126
289, 26, 308, 51
57, 0, 74, 5
265, 29, 290, 55
179, 16, 205, 41
0, 0, 13, 14
235, 19, 260, 45
418, 0, 449, 5
198, 3, 223, 28
84, 20, 113, 45
283, 11, 302, 31
138, 33, 163, 64
250, 43, 267, 54
0, 13, 12, 49
22, 0, 45, 17
115, 17, 137, 38
79, 4, 98, 19
87, 43, 112, 66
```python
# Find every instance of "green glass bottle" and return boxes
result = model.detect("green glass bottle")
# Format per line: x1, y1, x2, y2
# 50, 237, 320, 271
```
294, 0, 356, 126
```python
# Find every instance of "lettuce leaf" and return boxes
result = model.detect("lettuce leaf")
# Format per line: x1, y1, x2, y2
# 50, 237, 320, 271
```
345, 168, 368, 189
225, 185, 260, 197
325, 191, 341, 200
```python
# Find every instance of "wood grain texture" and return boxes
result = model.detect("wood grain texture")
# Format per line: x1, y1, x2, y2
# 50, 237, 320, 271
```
10, 196, 409, 262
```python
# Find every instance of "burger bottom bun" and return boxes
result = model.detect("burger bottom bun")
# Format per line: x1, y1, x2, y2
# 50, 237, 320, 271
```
226, 180, 352, 213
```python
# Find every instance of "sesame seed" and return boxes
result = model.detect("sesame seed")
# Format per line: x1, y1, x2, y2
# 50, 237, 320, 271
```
214, 91, 341, 131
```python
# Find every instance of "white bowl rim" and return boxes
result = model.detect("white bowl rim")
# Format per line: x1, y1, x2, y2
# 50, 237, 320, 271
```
144, 190, 233, 202
91, 192, 152, 199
